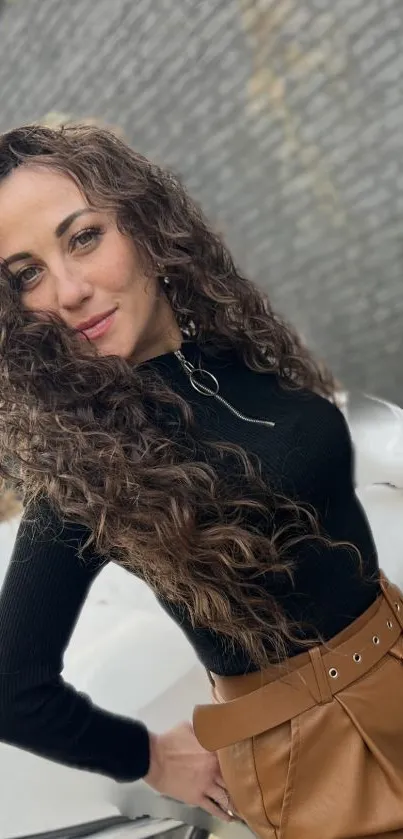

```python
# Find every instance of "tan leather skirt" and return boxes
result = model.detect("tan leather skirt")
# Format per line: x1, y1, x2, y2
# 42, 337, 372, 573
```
193, 574, 403, 839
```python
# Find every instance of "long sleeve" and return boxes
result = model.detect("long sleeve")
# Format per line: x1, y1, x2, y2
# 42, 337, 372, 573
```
0, 499, 150, 782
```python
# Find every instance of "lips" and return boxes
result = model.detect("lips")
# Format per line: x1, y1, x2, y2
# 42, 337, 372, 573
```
75, 308, 117, 333
77, 308, 117, 340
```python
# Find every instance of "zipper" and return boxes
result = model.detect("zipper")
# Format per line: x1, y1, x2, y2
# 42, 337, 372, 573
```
174, 349, 275, 428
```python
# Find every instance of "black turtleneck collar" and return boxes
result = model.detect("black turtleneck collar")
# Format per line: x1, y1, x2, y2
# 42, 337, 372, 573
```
138, 339, 238, 378
138, 339, 197, 369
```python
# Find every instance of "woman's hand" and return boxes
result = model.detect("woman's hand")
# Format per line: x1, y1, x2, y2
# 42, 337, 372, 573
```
144, 721, 234, 821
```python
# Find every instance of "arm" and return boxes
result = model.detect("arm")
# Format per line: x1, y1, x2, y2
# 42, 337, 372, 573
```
0, 498, 233, 819
0, 497, 150, 782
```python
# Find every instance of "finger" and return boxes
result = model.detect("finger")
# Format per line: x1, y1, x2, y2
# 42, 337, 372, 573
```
211, 787, 237, 818
201, 795, 233, 822
208, 784, 230, 811
213, 773, 228, 790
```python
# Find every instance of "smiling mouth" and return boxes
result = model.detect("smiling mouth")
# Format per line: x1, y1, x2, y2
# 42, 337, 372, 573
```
78, 309, 117, 340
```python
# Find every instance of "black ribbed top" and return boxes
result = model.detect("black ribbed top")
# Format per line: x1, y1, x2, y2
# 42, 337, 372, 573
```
0, 342, 379, 782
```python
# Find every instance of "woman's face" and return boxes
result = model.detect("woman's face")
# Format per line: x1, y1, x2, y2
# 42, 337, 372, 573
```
0, 166, 181, 362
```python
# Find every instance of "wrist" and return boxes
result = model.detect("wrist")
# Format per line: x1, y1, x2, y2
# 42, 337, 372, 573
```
144, 731, 163, 787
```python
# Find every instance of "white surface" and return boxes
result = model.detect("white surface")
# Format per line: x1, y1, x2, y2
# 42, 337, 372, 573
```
1, 390, 403, 837
346, 392, 403, 489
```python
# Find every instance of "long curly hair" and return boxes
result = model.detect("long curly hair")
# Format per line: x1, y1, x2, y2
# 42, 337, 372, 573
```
0, 123, 358, 667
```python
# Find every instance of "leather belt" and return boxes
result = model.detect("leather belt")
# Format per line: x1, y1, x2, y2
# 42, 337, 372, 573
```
193, 575, 403, 751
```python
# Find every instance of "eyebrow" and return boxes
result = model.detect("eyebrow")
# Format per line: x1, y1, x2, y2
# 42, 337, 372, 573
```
3, 208, 96, 268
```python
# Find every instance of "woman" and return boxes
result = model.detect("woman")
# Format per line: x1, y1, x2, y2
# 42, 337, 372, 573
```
0, 123, 401, 839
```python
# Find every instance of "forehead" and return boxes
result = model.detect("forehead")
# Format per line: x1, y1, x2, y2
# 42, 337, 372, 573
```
0, 166, 87, 244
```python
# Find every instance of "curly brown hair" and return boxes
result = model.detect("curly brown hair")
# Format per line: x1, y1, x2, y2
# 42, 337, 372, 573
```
0, 123, 358, 667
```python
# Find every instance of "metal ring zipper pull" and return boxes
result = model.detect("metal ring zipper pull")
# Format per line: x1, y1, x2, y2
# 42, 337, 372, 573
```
174, 349, 275, 428
189, 368, 219, 396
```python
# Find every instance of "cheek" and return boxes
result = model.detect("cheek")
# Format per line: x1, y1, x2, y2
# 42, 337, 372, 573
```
99, 236, 144, 292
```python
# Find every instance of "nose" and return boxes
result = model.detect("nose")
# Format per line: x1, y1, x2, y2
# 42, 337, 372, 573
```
50, 259, 93, 310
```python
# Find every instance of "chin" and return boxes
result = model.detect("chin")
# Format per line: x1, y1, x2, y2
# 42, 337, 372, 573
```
92, 330, 138, 359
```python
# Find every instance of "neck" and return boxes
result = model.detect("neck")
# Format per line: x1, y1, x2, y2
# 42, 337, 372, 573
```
130, 302, 183, 365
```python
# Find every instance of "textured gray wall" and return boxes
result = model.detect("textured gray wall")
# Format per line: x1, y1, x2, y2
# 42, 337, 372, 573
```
0, 0, 402, 400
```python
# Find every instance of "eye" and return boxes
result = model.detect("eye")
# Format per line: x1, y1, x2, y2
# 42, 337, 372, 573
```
15, 265, 41, 288
70, 226, 103, 251
10, 227, 104, 291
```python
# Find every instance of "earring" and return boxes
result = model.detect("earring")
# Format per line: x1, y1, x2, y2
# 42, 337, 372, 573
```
181, 319, 197, 338
163, 276, 170, 287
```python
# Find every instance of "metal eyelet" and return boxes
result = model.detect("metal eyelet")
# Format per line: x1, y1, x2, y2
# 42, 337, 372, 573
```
329, 668, 338, 678
353, 653, 362, 663
372, 635, 380, 645
395, 602, 401, 612
387, 620, 393, 630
